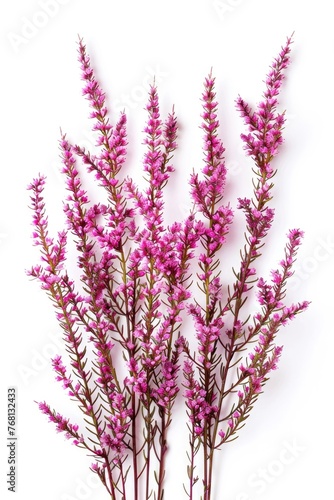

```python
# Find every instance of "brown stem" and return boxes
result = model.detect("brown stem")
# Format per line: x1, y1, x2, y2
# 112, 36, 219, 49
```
157, 412, 167, 500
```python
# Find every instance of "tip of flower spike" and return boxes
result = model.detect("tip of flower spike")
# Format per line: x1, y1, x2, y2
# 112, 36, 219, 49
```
287, 32, 295, 44
27, 174, 47, 191
36, 401, 49, 414
77, 34, 87, 54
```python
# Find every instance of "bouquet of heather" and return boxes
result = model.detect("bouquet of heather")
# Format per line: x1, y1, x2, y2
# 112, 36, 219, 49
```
27, 35, 309, 500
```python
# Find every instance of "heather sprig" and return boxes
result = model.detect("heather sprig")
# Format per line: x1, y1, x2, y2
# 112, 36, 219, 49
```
28, 35, 308, 500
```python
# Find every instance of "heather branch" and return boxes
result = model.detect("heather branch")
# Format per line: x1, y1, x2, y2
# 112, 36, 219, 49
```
27, 177, 119, 488
220, 36, 294, 378
187, 72, 233, 499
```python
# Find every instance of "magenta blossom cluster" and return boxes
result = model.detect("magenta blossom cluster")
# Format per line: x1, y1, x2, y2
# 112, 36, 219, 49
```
28, 35, 308, 500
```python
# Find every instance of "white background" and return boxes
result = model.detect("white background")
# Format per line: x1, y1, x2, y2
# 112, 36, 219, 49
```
1, 1, 333, 499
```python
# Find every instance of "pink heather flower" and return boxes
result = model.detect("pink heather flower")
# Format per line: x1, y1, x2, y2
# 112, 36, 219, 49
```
163, 108, 178, 153
201, 73, 226, 173
190, 72, 228, 228
271, 269, 283, 285
126, 357, 148, 395
152, 359, 179, 408
103, 393, 132, 457
257, 277, 276, 307
183, 361, 218, 436
250, 374, 264, 394
238, 199, 275, 248
239, 364, 255, 377
206, 205, 234, 255
78, 114, 128, 190
236, 36, 292, 167
102, 112, 128, 168
38, 401, 82, 443
27, 176, 68, 288
78, 37, 111, 142
28, 35, 309, 500
218, 430, 225, 439
263, 345, 283, 372
188, 304, 224, 361
281, 301, 310, 322
147, 106, 176, 192
27, 175, 47, 233
52, 355, 72, 389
